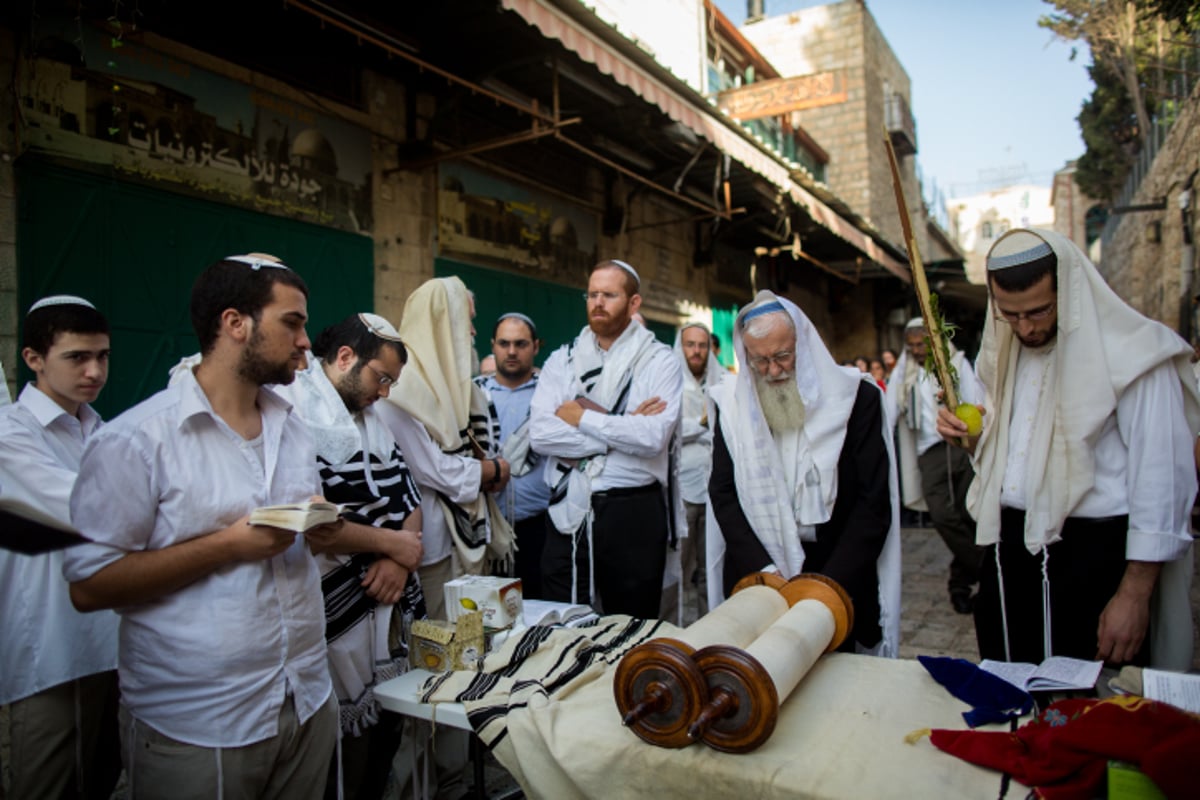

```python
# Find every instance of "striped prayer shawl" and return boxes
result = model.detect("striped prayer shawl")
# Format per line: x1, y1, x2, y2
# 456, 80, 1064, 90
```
420, 616, 666, 749
317, 440, 426, 638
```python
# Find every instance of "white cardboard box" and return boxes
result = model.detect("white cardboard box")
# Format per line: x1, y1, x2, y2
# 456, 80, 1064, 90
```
444, 575, 524, 629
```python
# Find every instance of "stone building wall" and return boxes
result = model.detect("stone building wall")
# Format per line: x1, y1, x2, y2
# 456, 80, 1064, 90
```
742, 3, 869, 216
0, 28, 16, 401
1100, 82, 1200, 332
1050, 164, 1101, 255
741, 0, 922, 253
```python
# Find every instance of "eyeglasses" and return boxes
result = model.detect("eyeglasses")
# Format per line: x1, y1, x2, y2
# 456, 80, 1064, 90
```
994, 303, 1055, 324
364, 362, 398, 387
582, 291, 623, 303
747, 351, 795, 371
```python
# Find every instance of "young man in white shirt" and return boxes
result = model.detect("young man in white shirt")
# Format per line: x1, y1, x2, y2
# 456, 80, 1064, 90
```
937, 229, 1199, 669
0, 295, 120, 800
63, 254, 342, 798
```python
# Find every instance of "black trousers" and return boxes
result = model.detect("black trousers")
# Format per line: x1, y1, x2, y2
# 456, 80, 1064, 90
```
918, 442, 984, 596
513, 510, 549, 601
974, 508, 1148, 665
541, 483, 668, 618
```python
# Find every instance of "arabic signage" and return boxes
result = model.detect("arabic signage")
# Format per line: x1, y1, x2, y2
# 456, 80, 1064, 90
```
717, 71, 847, 122
18, 23, 372, 232
437, 162, 597, 277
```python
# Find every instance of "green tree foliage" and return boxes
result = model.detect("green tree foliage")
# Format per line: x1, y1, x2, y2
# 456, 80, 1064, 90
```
1141, 0, 1200, 29
1075, 63, 1140, 199
1041, 0, 1198, 200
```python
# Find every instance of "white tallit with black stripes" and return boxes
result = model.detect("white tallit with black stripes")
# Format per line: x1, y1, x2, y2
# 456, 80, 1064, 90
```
544, 322, 661, 535
276, 358, 427, 736
419, 615, 664, 751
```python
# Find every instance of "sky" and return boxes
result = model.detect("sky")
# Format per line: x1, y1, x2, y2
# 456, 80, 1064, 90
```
714, 0, 1095, 200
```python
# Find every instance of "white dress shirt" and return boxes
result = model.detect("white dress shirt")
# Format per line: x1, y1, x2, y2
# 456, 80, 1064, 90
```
1001, 349, 1195, 561
375, 401, 481, 567
530, 339, 682, 491
679, 370, 714, 504
0, 385, 118, 704
62, 369, 331, 747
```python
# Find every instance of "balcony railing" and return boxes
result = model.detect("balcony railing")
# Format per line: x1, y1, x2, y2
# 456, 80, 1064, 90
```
885, 92, 917, 157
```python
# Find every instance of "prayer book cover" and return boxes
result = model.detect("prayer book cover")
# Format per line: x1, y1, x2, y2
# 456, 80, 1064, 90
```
0, 497, 91, 554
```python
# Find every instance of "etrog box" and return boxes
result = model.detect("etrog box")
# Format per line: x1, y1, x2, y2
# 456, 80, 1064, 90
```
444, 575, 524, 630
409, 611, 485, 672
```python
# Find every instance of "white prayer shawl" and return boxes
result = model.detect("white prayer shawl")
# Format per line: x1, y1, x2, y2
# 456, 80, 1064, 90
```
705, 292, 901, 656
968, 229, 1200, 551
968, 228, 1200, 669
388, 277, 513, 574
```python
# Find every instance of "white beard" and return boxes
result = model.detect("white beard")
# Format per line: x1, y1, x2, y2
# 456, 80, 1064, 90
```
755, 372, 805, 433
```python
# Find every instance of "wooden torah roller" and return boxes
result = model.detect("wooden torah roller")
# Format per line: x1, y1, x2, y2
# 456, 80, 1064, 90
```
613, 573, 789, 748
688, 574, 853, 753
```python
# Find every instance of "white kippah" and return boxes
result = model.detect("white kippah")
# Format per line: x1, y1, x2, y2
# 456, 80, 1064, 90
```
904, 317, 924, 330
359, 312, 403, 342
225, 254, 293, 271
986, 230, 1053, 271
606, 259, 641, 289
28, 295, 96, 314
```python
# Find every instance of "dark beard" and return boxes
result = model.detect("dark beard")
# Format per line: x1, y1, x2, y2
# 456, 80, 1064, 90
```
1017, 325, 1058, 349
238, 328, 297, 386
335, 366, 372, 413
496, 361, 532, 383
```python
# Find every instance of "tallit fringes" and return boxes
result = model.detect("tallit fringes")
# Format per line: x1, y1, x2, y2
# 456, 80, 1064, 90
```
995, 542, 1012, 663
1040, 547, 1053, 661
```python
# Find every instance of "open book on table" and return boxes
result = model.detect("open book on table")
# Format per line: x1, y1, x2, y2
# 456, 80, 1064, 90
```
248, 501, 339, 533
979, 656, 1103, 692
0, 496, 91, 554
522, 599, 598, 628
1142, 669, 1200, 714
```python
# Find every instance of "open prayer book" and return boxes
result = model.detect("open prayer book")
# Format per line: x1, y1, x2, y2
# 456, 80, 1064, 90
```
248, 501, 339, 533
522, 599, 599, 628
1142, 669, 1200, 714
0, 496, 90, 554
979, 657, 1103, 692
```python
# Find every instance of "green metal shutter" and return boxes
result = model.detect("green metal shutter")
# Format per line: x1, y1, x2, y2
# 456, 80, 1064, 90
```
16, 159, 372, 419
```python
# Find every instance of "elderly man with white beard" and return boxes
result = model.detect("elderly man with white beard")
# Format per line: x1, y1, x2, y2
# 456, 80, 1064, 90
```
706, 292, 901, 656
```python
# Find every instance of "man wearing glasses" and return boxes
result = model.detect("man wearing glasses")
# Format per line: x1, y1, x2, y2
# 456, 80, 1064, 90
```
707, 291, 901, 656
937, 228, 1200, 670
530, 259, 683, 618
273, 312, 425, 798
